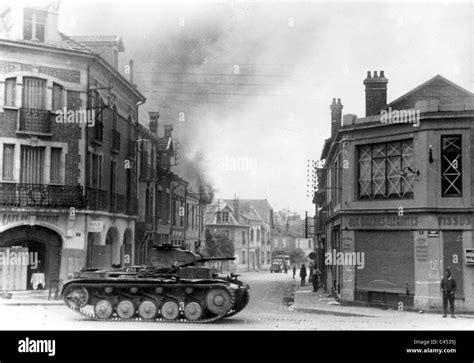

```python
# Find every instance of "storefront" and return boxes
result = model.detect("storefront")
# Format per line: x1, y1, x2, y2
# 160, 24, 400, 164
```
339, 213, 474, 312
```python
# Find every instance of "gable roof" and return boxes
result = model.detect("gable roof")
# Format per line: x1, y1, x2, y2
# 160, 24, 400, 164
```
386, 74, 473, 109
69, 35, 125, 51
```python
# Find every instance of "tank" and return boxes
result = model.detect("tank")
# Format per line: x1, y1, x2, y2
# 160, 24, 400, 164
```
60, 244, 250, 323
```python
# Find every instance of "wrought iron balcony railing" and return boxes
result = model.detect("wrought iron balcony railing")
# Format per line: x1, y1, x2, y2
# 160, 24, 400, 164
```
19, 108, 52, 134
87, 188, 109, 211
0, 183, 84, 209
126, 196, 138, 215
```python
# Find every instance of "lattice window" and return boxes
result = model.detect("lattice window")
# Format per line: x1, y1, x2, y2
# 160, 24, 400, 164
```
358, 139, 414, 199
441, 135, 462, 197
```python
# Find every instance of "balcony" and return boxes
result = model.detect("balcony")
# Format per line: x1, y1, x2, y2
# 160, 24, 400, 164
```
111, 130, 121, 153
19, 108, 52, 134
0, 183, 84, 209
126, 196, 138, 215
109, 193, 126, 214
90, 120, 103, 144
87, 188, 109, 211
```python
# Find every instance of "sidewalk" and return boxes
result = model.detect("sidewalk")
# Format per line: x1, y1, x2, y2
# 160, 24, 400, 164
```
0, 290, 63, 306
293, 282, 474, 319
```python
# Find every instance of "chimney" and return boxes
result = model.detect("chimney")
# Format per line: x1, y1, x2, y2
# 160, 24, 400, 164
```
330, 98, 343, 136
364, 70, 388, 116
233, 197, 240, 223
149, 112, 159, 136
129, 59, 134, 84
164, 125, 173, 138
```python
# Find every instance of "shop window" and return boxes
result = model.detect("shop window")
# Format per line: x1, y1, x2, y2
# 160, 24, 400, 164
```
441, 135, 462, 197
358, 139, 414, 199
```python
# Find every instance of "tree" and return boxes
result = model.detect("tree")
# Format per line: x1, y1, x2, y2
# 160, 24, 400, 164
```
204, 230, 235, 257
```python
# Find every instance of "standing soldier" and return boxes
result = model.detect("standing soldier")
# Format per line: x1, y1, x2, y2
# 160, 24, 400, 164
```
441, 268, 456, 318
299, 264, 307, 286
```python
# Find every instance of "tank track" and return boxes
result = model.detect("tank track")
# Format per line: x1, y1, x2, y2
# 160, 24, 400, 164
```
64, 282, 236, 324
225, 289, 249, 318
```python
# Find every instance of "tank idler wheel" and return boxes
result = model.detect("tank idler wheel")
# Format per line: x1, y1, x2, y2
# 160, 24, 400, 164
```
117, 300, 135, 319
184, 302, 203, 321
94, 300, 114, 319
161, 301, 180, 320
138, 300, 158, 319
64, 286, 89, 309
206, 288, 232, 315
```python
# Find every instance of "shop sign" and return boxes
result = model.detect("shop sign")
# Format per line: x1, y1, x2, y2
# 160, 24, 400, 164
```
87, 221, 104, 232
1, 213, 59, 226
348, 215, 418, 228
465, 249, 474, 265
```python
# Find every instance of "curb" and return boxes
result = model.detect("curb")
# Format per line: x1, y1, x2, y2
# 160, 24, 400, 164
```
294, 307, 376, 318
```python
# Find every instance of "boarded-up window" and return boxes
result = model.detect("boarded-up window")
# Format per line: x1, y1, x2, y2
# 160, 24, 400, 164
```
4, 78, 16, 107
52, 83, 63, 111
356, 230, 414, 294
22, 77, 46, 109
20, 146, 45, 184
2, 144, 15, 181
50, 147, 61, 184
443, 231, 464, 298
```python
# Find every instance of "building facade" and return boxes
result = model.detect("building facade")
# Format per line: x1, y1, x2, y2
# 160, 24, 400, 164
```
0, 3, 145, 289
315, 71, 474, 312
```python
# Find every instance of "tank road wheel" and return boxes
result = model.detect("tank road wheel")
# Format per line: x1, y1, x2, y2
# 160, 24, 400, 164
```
206, 288, 232, 315
116, 300, 135, 319
94, 300, 114, 319
161, 301, 180, 320
63, 286, 89, 309
184, 302, 203, 321
138, 301, 158, 319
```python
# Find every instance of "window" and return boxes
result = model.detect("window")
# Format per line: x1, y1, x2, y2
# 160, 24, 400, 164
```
250, 229, 254, 242
2, 144, 15, 181
22, 77, 46, 109
441, 135, 462, 197
222, 211, 229, 222
156, 190, 162, 218
52, 83, 63, 111
257, 229, 261, 242
20, 146, 45, 184
112, 106, 118, 130
358, 139, 414, 199
242, 231, 246, 244
90, 154, 103, 189
50, 148, 61, 184
242, 250, 246, 264
4, 78, 16, 107
23, 8, 46, 42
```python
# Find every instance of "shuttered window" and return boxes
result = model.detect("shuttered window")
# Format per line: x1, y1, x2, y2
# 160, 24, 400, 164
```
22, 77, 46, 109
52, 83, 63, 111
4, 78, 16, 107
20, 146, 45, 184
50, 147, 61, 184
2, 144, 15, 181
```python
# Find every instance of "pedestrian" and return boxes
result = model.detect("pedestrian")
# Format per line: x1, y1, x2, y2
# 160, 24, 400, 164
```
309, 262, 314, 284
299, 264, 307, 286
313, 267, 321, 292
441, 268, 456, 318
284, 263, 288, 274
292, 265, 296, 279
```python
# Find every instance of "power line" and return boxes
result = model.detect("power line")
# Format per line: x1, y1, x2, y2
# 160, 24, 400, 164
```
133, 71, 295, 78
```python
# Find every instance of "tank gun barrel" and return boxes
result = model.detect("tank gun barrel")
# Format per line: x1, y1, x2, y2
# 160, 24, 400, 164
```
198, 257, 236, 263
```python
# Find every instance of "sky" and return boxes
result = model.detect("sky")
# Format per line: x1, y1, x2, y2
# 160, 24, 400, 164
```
53, 0, 473, 215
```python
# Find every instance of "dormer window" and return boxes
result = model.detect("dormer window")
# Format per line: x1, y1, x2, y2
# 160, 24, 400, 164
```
24, 8, 46, 42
